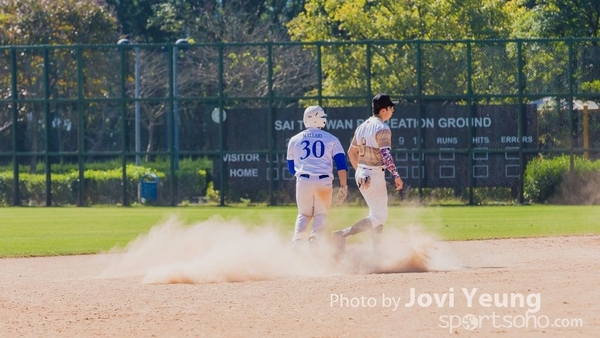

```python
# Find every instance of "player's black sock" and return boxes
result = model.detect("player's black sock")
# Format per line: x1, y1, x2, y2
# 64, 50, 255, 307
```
343, 218, 372, 237
371, 224, 383, 247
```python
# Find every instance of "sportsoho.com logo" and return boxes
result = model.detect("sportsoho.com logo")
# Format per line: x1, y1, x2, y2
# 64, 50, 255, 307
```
439, 313, 584, 333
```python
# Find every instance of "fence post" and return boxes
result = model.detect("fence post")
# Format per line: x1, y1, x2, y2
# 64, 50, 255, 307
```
416, 41, 424, 201
583, 104, 589, 159
517, 40, 526, 204
568, 38, 576, 175
218, 43, 226, 206
76, 46, 86, 206
267, 43, 275, 206
10, 48, 20, 206
166, 44, 176, 206
119, 44, 130, 207
366, 41, 372, 100
467, 41, 475, 205
43, 47, 52, 206
317, 42, 323, 106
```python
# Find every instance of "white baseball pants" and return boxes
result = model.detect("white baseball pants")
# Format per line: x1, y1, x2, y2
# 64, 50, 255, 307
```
293, 175, 333, 242
355, 166, 388, 227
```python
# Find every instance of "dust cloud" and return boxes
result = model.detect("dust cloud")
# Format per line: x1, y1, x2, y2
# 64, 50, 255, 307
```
550, 172, 600, 205
101, 215, 463, 284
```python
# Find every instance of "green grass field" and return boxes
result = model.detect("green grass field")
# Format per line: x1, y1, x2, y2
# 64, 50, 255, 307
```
1, 205, 599, 258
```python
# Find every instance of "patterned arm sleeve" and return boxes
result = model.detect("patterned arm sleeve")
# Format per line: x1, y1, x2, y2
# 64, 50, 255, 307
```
380, 147, 400, 179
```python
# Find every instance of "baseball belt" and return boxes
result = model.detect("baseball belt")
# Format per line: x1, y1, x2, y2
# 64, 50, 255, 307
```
300, 174, 330, 179
359, 166, 385, 172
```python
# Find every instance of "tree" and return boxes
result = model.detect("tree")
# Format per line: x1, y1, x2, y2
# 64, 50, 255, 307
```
284, 0, 514, 102
112, 1, 317, 156
0, 0, 119, 170
104, 0, 166, 42
507, 0, 600, 39
179, 2, 319, 106
0, 0, 117, 45
99, 0, 317, 154
506, 0, 600, 99
287, 0, 511, 42
105, 0, 307, 43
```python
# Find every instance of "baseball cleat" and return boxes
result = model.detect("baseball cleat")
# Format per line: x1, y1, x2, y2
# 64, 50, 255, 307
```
308, 235, 319, 248
292, 238, 304, 252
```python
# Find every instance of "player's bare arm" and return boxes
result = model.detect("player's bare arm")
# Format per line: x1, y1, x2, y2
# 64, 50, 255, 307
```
333, 151, 349, 203
348, 136, 359, 170
337, 167, 348, 187
336, 168, 349, 203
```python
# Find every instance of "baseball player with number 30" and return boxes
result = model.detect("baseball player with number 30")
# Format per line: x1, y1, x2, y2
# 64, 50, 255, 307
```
332, 93, 403, 253
287, 106, 349, 247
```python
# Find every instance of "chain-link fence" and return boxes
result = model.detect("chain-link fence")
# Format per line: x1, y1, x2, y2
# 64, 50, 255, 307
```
1, 38, 599, 206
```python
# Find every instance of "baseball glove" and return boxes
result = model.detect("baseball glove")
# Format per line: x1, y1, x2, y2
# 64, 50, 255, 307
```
357, 175, 370, 190
336, 185, 348, 204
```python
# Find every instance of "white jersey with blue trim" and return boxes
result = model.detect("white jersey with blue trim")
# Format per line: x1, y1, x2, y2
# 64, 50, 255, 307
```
287, 127, 345, 176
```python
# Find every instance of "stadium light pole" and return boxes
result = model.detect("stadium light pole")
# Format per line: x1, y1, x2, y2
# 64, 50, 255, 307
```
117, 38, 141, 166
173, 38, 189, 170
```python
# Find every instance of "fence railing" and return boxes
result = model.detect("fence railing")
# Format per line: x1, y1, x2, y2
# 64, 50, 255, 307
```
1, 38, 599, 206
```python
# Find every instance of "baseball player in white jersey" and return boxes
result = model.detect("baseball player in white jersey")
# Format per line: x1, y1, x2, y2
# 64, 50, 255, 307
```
332, 93, 403, 251
287, 105, 349, 246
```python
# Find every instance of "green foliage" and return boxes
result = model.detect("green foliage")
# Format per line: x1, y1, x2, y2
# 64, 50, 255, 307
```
205, 182, 220, 204
467, 187, 515, 205
0, 0, 120, 167
288, 0, 512, 42
0, 0, 118, 45
391, 187, 516, 206
524, 155, 571, 203
535, 102, 573, 149
508, 0, 600, 39
105, 0, 304, 43
285, 1, 598, 103
0, 159, 211, 206
0, 171, 78, 206
0, 157, 212, 174
581, 80, 600, 94
287, 0, 513, 100
524, 155, 600, 204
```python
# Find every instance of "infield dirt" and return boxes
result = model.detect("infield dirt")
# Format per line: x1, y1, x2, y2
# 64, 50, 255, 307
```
0, 216, 598, 337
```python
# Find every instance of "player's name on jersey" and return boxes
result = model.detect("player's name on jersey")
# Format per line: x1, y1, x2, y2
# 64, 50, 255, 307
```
302, 132, 323, 138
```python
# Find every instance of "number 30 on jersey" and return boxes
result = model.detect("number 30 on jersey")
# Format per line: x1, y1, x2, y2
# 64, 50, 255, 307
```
300, 140, 325, 159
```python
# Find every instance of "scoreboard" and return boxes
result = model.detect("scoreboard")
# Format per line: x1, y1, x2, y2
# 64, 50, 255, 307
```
208, 103, 538, 200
